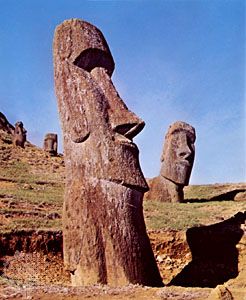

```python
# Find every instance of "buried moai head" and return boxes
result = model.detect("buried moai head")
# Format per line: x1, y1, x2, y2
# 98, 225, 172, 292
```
13, 121, 27, 148
43, 133, 58, 156
53, 19, 148, 191
160, 121, 196, 186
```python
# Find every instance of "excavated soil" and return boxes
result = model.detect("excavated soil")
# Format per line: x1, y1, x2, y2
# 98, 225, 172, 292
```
0, 217, 245, 299
0, 230, 212, 300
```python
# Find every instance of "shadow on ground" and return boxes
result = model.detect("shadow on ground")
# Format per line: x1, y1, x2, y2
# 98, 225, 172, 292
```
184, 189, 245, 203
169, 211, 245, 288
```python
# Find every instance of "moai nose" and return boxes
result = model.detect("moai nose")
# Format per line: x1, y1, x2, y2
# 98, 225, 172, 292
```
177, 137, 192, 160
178, 149, 192, 159
91, 67, 145, 139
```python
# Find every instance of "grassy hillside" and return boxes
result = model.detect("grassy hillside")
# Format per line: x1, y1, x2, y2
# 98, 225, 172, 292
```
0, 130, 64, 232
0, 129, 245, 233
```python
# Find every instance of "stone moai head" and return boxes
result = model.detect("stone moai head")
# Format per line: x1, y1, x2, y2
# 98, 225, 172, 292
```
43, 133, 58, 156
53, 19, 163, 287
13, 121, 27, 148
160, 121, 196, 186
53, 19, 148, 191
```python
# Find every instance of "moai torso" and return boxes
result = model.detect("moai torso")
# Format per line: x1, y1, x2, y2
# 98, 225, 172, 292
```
12, 121, 27, 148
43, 133, 58, 156
53, 19, 163, 287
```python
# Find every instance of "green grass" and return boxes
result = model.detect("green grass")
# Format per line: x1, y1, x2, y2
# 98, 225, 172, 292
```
0, 161, 63, 185
184, 185, 216, 200
0, 161, 30, 182
2, 218, 62, 232
0, 144, 245, 233
144, 200, 246, 231
184, 183, 245, 200
0, 184, 64, 205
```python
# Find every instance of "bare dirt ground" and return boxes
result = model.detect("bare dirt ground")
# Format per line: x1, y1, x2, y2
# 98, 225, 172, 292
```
0, 224, 245, 300
0, 284, 213, 300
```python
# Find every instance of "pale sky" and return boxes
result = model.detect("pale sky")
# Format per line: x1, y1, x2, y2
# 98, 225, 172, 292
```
0, 0, 245, 184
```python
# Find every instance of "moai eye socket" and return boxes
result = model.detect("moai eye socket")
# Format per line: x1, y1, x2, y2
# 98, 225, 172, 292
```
73, 48, 114, 77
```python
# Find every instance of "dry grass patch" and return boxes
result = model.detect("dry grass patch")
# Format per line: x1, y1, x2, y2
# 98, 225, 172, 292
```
144, 200, 246, 231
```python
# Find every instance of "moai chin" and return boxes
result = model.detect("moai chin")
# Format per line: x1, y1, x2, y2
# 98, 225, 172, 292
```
12, 121, 27, 148
160, 121, 196, 202
43, 133, 58, 156
53, 19, 163, 287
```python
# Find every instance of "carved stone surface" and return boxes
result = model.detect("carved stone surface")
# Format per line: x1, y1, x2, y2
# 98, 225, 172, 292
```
43, 133, 58, 156
53, 19, 163, 287
145, 121, 195, 202
145, 176, 184, 202
161, 121, 196, 186
12, 121, 27, 148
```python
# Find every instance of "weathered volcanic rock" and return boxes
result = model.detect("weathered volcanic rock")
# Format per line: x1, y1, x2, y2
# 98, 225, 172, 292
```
43, 133, 58, 156
12, 121, 27, 148
207, 285, 233, 300
0, 112, 14, 134
145, 176, 177, 202
53, 19, 163, 287
145, 121, 195, 202
234, 191, 246, 202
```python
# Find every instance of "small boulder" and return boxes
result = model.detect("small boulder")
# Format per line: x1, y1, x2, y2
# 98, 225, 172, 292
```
208, 285, 233, 300
234, 192, 246, 202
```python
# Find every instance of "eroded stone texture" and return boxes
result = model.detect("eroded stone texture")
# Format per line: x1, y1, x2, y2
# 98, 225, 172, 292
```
53, 19, 163, 287
161, 122, 195, 185
43, 133, 58, 156
145, 121, 195, 202
12, 121, 27, 148
0, 112, 14, 134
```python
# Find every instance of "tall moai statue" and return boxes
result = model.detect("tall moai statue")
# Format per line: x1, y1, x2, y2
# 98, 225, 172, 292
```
160, 121, 196, 202
43, 133, 58, 156
146, 121, 196, 202
12, 121, 27, 148
53, 19, 163, 287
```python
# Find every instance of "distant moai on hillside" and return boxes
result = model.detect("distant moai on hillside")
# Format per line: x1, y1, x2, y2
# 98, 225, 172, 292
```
12, 121, 27, 148
43, 133, 58, 156
53, 18, 163, 287
145, 121, 196, 202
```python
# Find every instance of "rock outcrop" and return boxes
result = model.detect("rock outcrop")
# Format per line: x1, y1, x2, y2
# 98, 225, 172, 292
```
0, 112, 14, 134
53, 18, 163, 287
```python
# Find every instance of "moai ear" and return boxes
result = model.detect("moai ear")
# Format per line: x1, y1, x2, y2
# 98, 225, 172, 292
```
54, 69, 90, 143
54, 19, 115, 143
63, 74, 90, 143
69, 105, 90, 143
66, 47, 114, 143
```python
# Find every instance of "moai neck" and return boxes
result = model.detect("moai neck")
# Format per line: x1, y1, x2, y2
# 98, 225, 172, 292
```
162, 176, 184, 203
